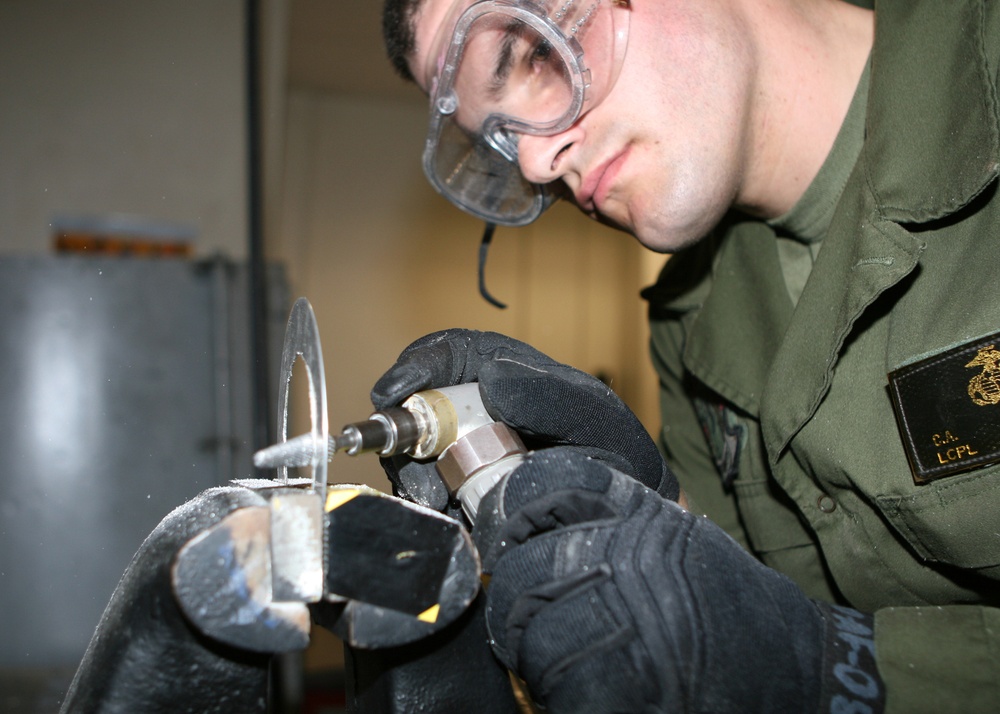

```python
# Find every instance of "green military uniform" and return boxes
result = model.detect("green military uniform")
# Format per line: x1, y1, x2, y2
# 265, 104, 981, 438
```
644, 1, 1000, 711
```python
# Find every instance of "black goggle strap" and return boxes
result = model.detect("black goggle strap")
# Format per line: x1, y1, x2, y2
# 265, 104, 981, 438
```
478, 222, 507, 309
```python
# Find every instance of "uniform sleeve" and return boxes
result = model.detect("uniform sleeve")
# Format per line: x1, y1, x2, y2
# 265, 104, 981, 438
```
875, 605, 1000, 712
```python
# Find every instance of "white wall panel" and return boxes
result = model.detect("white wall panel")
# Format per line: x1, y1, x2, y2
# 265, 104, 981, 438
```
0, 0, 247, 257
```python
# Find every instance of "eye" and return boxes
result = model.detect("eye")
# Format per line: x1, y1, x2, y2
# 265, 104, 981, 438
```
529, 39, 553, 67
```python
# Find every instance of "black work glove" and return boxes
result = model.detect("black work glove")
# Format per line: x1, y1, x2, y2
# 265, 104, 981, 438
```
371, 329, 679, 512
474, 449, 886, 714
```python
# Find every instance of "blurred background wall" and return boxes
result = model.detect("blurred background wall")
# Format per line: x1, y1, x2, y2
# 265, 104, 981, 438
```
0, 0, 249, 256
0, 1, 669, 711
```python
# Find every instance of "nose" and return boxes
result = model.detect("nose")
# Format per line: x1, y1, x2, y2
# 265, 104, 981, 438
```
516, 128, 581, 185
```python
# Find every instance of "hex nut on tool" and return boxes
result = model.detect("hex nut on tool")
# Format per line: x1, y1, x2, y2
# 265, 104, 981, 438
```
436, 422, 526, 495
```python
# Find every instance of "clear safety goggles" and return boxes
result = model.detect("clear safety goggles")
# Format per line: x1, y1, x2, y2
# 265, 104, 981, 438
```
422, 0, 631, 226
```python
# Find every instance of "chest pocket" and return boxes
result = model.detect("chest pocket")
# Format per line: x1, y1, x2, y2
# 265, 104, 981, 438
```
876, 465, 1000, 570
718, 408, 836, 601
693, 392, 820, 558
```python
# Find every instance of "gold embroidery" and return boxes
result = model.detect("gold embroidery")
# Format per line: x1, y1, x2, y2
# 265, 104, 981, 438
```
966, 345, 1000, 406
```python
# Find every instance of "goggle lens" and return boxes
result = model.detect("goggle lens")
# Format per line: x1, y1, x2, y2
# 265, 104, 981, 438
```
452, 13, 581, 131
423, 0, 629, 225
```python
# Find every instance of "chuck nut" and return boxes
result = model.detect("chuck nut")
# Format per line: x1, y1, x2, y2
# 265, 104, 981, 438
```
436, 422, 526, 496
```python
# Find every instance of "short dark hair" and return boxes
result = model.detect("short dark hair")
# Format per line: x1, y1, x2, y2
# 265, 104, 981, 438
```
383, 0, 422, 83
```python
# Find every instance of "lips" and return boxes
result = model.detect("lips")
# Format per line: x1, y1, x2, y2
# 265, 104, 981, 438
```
576, 147, 630, 213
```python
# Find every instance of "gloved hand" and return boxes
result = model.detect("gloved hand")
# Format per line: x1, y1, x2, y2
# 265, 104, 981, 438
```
371, 329, 679, 512
474, 449, 886, 714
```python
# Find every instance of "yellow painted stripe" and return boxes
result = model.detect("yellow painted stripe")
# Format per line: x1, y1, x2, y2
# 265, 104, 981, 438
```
417, 604, 440, 623
325, 488, 360, 512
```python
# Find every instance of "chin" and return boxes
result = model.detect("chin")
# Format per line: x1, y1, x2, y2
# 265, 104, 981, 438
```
577, 196, 717, 254
584, 210, 684, 254
631, 219, 709, 255
630, 193, 732, 254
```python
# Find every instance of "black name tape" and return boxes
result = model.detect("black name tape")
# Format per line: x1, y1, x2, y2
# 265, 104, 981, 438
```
888, 333, 1000, 483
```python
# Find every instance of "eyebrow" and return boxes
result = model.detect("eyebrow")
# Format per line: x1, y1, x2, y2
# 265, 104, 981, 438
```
487, 21, 523, 101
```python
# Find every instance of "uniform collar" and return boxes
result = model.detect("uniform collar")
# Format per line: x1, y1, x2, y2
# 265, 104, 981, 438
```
862, 0, 1000, 223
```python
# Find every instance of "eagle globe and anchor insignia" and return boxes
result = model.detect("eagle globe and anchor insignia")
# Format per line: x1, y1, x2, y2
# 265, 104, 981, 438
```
888, 336, 1000, 483
966, 345, 1000, 406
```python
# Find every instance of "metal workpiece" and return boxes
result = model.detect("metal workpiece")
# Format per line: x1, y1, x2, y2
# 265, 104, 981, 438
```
274, 298, 329, 489
269, 491, 325, 602
172, 486, 325, 654
172, 495, 314, 654
171, 483, 481, 653
319, 486, 481, 649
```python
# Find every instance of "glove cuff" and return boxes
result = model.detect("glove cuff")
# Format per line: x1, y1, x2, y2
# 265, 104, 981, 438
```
815, 602, 886, 714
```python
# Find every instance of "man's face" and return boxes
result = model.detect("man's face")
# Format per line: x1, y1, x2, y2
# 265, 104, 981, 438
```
411, 0, 755, 253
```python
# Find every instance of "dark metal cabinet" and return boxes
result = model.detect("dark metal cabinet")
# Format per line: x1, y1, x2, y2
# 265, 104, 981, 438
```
0, 255, 285, 711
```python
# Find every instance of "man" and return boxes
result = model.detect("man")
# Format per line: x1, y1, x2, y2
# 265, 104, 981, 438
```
375, 0, 1000, 711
